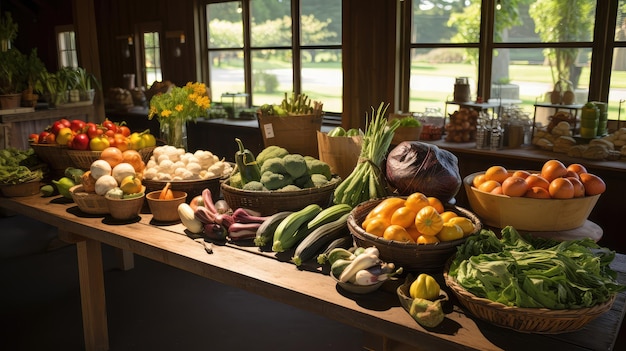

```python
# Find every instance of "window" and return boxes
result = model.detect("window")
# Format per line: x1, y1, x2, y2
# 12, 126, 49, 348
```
143, 31, 163, 87
55, 25, 78, 68
204, 0, 342, 114
403, 0, 623, 125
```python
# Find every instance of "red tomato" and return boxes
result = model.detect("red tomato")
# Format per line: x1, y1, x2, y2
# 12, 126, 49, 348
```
102, 119, 118, 133
70, 119, 86, 133
118, 125, 131, 137
86, 123, 103, 139
29, 133, 39, 144
51, 121, 66, 135
58, 118, 71, 128
38, 131, 50, 144
70, 133, 90, 150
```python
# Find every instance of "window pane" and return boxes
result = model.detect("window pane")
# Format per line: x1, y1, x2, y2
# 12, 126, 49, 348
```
496, 1, 596, 43
491, 48, 591, 128
57, 31, 78, 68
251, 49, 293, 106
413, 0, 480, 44
301, 48, 341, 112
209, 50, 245, 101
144, 32, 162, 86
408, 48, 479, 113
610, 0, 626, 128
301, 0, 341, 45
207, 2, 243, 49
250, 0, 292, 47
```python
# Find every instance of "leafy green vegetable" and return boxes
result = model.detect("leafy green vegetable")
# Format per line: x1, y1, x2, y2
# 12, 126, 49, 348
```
449, 226, 626, 309
396, 116, 422, 127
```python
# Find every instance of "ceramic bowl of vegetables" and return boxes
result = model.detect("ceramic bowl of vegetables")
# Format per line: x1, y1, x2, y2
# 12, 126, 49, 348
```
146, 183, 187, 223
329, 246, 402, 294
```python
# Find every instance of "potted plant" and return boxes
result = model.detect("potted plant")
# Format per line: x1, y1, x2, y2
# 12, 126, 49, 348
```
74, 66, 100, 103
0, 11, 18, 52
21, 48, 45, 107
40, 68, 70, 108
0, 48, 26, 109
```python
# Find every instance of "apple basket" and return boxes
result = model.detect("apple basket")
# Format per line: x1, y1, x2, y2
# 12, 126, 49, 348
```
463, 172, 600, 231
347, 197, 482, 272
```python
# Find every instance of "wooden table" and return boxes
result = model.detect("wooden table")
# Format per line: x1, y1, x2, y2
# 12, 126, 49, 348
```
1, 194, 625, 351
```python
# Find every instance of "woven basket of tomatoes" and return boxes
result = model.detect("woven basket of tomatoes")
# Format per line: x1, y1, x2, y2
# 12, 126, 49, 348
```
464, 160, 604, 232
347, 195, 482, 272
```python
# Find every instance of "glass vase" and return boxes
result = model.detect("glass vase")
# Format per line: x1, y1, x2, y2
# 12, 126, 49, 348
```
161, 118, 188, 150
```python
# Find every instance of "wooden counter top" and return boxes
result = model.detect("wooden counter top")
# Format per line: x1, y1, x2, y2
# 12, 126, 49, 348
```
0, 194, 624, 351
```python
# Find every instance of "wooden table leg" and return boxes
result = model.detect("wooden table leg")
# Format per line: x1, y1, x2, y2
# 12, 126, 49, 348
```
76, 238, 109, 351
114, 248, 135, 271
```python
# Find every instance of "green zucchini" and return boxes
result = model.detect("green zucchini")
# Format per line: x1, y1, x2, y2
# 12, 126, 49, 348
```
254, 211, 293, 247
317, 236, 354, 265
271, 204, 322, 252
292, 213, 350, 266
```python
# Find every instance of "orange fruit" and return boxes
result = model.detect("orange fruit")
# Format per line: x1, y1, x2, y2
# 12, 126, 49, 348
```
383, 225, 415, 243
579, 173, 606, 196
549, 177, 575, 199
567, 163, 588, 176
541, 159, 568, 182
478, 180, 501, 193
484, 165, 509, 183
472, 173, 487, 188
427, 197, 445, 214
501, 176, 529, 197
525, 174, 550, 191
567, 177, 585, 198
525, 186, 551, 199
511, 170, 531, 179
490, 186, 503, 195
405, 192, 430, 213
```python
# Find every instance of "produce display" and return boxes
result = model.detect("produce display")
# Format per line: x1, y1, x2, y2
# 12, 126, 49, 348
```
29, 117, 157, 151
226, 142, 335, 191
258, 92, 323, 117
328, 246, 402, 290
471, 159, 606, 198
385, 141, 461, 203
0, 148, 44, 185
395, 273, 446, 328
360, 193, 476, 244
143, 145, 233, 181
333, 102, 400, 207
444, 107, 478, 143
448, 226, 625, 309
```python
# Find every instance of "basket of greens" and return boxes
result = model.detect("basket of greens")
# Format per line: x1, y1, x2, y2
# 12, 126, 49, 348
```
444, 226, 626, 334
0, 148, 45, 197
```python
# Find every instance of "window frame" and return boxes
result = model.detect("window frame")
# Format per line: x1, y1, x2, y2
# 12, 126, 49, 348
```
55, 25, 78, 69
399, 0, 618, 114
200, 0, 343, 113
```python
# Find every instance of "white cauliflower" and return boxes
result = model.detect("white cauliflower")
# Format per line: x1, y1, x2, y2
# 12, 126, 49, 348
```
186, 162, 202, 174
143, 167, 158, 180
158, 159, 175, 173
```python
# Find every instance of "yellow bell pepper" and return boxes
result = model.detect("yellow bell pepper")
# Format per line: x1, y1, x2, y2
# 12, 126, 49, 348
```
409, 273, 441, 301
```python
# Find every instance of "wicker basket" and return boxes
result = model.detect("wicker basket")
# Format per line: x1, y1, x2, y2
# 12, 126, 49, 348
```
67, 146, 155, 170
443, 259, 616, 334
142, 176, 221, 203
70, 185, 109, 215
221, 176, 340, 216
30, 144, 75, 178
0, 178, 42, 197
347, 197, 482, 272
